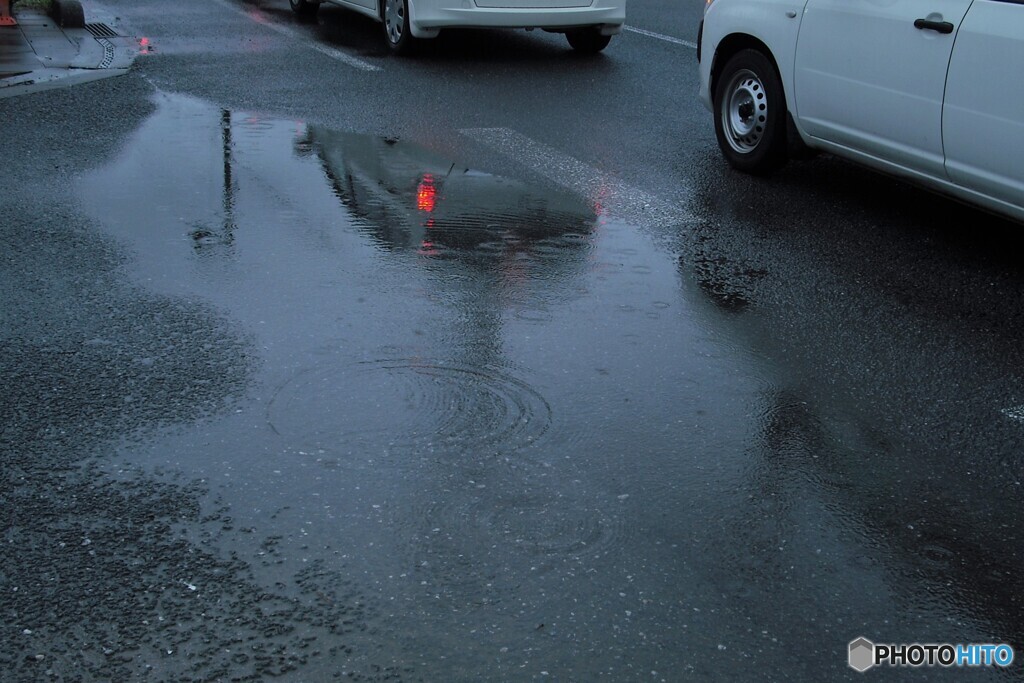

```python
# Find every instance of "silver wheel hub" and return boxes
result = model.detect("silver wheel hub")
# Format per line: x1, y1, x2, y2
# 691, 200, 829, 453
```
721, 69, 768, 154
385, 0, 404, 44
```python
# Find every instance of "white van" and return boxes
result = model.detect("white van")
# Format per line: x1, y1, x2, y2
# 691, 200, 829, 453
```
290, 0, 626, 54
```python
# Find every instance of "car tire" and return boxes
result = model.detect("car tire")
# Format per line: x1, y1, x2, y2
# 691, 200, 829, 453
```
53, 0, 85, 28
383, 0, 417, 54
566, 28, 611, 54
713, 49, 787, 174
290, 0, 320, 18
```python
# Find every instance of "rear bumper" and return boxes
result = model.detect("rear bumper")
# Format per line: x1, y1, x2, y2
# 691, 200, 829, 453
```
410, 0, 626, 32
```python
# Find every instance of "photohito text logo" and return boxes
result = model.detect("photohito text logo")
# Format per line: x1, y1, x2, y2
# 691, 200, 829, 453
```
848, 637, 1014, 672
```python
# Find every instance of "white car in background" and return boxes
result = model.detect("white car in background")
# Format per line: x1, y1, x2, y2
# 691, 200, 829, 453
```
290, 0, 625, 54
697, 0, 1024, 223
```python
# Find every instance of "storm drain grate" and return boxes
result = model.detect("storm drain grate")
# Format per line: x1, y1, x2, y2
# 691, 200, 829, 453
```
86, 22, 118, 38
96, 37, 115, 68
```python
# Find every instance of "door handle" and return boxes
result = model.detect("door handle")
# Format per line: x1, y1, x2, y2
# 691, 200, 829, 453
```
914, 18, 954, 33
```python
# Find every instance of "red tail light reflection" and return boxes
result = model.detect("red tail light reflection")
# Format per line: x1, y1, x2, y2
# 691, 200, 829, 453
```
417, 174, 437, 213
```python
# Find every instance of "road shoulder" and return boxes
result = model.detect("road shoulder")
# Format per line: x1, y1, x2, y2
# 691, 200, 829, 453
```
0, 1, 137, 98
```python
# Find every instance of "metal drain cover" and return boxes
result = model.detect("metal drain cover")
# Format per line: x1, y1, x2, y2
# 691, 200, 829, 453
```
85, 22, 118, 38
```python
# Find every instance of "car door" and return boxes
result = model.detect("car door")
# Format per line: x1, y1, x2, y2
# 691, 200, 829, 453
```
793, 0, 973, 178
942, 0, 1024, 210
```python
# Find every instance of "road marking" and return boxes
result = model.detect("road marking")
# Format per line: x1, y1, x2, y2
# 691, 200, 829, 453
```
460, 127, 693, 228
624, 25, 697, 50
211, 0, 381, 71
1002, 405, 1024, 421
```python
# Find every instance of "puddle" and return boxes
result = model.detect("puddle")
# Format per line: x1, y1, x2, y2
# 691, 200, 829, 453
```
266, 358, 553, 468
74, 92, 773, 674
76, 91, 1005, 680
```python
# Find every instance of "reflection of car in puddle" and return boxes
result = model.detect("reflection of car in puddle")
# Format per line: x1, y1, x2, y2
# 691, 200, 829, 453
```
295, 127, 597, 263
296, 126, 598, 380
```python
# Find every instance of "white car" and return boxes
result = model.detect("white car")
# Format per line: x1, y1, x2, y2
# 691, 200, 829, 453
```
698, 0, 1024, 223
290, 0, 625, 54
296, 126, 597, 249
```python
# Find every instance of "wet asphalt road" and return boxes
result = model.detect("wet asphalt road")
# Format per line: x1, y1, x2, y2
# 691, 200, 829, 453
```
2, 0, 1024, 680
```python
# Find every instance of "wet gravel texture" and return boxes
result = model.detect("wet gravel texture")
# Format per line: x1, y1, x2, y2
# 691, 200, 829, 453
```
1, 78, 413, 682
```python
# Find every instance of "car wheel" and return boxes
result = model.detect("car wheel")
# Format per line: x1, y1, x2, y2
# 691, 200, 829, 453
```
383, 0, 417, 54
290, 0, 320, 18
566, 28, 611, 54
713, 49, 787, 174
54, 0, 86, 28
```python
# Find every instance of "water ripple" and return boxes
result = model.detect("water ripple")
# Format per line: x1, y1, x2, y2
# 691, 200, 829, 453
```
267, 359, 552, 468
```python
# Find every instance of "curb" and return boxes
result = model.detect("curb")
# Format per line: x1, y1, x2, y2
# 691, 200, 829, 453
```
1, 1, 138, 98
0, 66, 129, 98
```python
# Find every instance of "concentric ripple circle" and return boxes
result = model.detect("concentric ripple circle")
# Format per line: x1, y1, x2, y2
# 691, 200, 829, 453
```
267, 360, 552, 461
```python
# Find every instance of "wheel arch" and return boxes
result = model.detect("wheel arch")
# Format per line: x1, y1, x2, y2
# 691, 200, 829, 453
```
380, 0, 440, 40
710, 34, 782, 108
710, 33, 816, 157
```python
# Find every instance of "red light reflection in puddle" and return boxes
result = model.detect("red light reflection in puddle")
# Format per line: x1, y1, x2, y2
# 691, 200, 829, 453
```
417, 175, 437, 213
